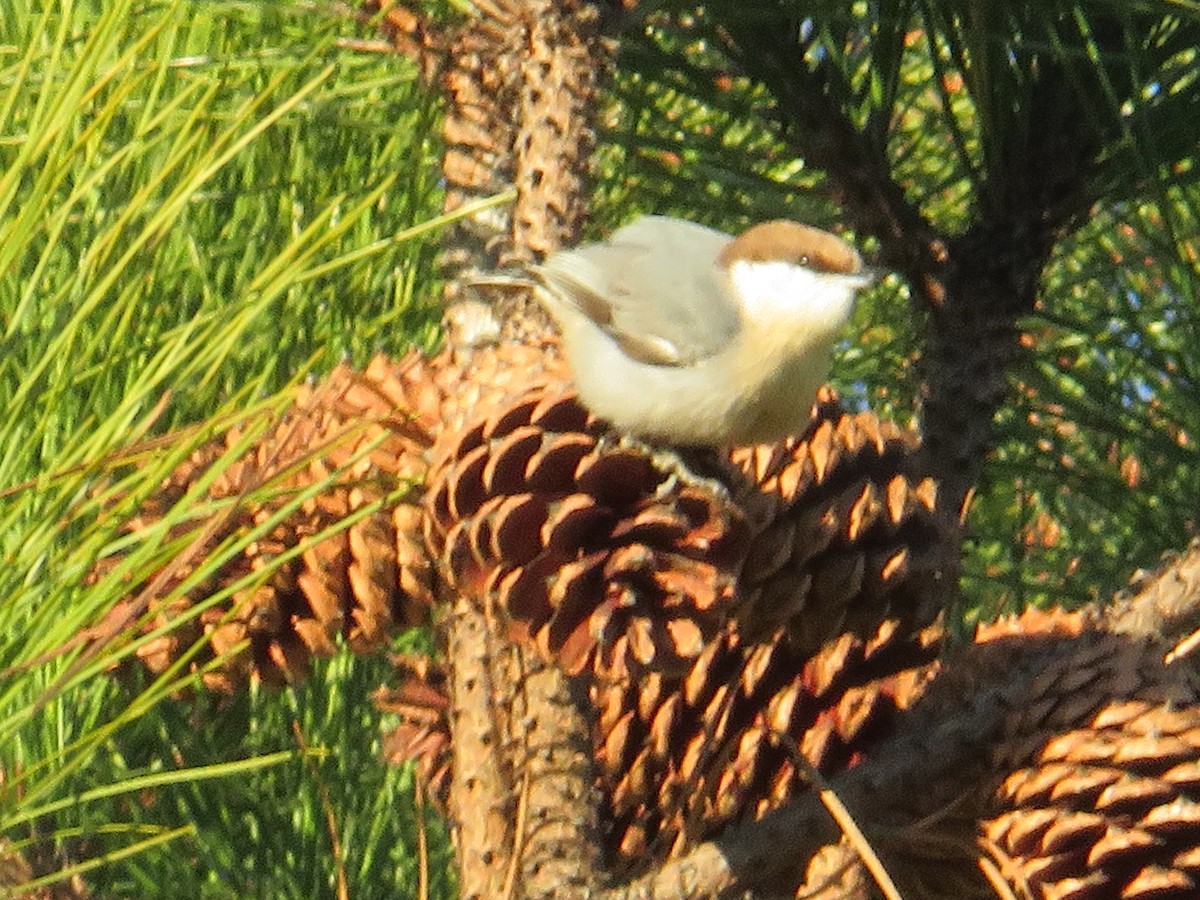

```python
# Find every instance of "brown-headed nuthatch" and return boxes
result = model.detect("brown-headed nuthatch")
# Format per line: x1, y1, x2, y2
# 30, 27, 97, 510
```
533, 215, 873, 446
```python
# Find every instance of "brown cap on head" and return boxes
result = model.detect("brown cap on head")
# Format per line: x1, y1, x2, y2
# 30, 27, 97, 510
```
717, 219, 864, 275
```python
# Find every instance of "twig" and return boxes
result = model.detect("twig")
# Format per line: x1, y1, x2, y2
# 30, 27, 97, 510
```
771, 730, 905, 900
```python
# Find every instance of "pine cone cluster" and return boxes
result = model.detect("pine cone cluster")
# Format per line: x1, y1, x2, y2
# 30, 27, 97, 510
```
102, 333, 951, 692
92, 338, 1200, 897
385, 373, 955, 878
97, 342, 574, 690
98, 340, 964, 887
379, 607, 1200, 897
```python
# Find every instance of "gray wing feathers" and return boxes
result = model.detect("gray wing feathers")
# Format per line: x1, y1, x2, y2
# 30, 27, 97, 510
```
535, 216, 741, 367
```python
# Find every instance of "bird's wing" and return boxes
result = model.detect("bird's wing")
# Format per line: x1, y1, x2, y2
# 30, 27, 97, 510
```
534, 217, 742, 367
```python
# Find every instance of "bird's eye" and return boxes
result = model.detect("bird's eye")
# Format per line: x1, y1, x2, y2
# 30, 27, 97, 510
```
799, 255, 810, 266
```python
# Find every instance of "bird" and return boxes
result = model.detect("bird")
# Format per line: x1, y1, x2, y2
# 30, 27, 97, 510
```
532, 215, 874, 447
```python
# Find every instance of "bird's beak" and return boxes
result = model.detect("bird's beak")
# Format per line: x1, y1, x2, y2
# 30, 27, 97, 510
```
857, 264, 887, 287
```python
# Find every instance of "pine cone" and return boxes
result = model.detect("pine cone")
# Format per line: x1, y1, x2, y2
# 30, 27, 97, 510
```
986, 700, 1200, 899
858, 607, 1200, 900
373, 341, 570, 439
106, 356, 439, 689
729, 390, 952, 654
593, 617, 941, 875
423, 386, 752, 678
375, 653, 452, 808
975, 609, 1200, 900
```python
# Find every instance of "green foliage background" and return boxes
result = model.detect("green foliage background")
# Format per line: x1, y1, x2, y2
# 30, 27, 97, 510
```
0, 1, 452, 896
